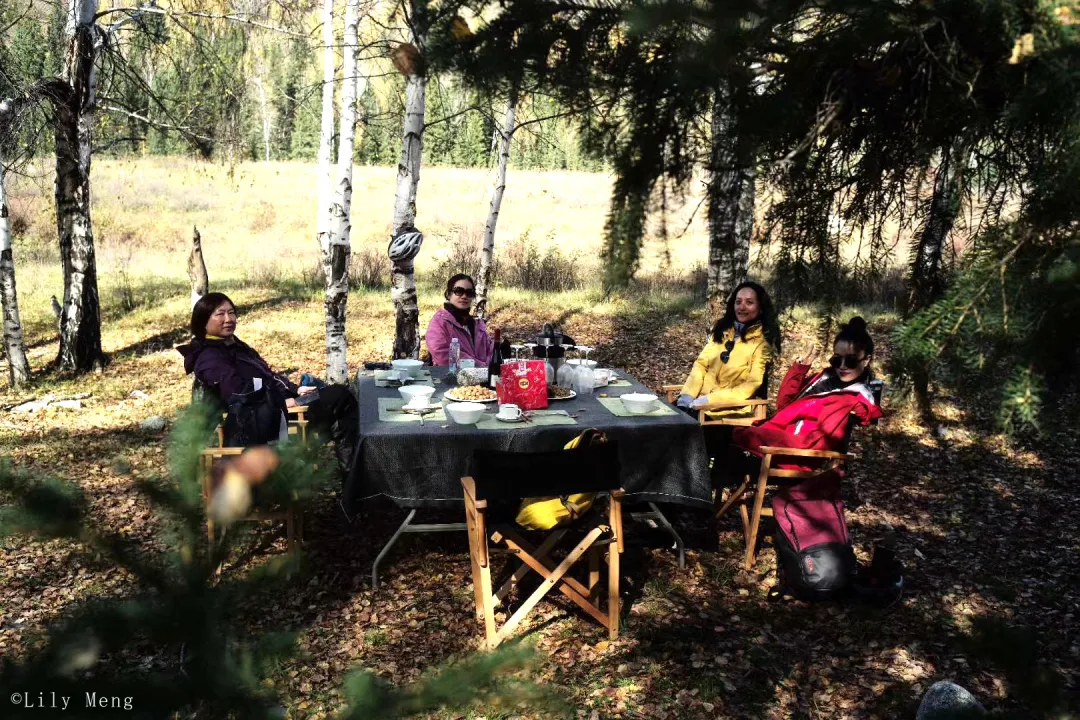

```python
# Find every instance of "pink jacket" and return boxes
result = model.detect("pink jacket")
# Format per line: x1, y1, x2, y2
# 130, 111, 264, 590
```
425, 308, 494, 366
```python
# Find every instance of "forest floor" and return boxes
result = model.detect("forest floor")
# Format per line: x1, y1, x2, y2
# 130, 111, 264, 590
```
1, 277, 1077, 719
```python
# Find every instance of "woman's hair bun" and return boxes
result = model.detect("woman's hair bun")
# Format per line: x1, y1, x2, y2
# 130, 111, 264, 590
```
845, 316, 867, 332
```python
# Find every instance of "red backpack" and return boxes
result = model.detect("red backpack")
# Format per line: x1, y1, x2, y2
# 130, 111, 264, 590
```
771, 474, 856, 601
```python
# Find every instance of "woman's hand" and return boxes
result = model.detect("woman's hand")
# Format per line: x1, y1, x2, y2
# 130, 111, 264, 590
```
676, 393, 695, 409
285, 398, 298, 408
297, 385, 316, 396
796, 346, 820, 367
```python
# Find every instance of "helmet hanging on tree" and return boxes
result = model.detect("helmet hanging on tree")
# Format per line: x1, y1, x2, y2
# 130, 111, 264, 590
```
388, 227, 423, 263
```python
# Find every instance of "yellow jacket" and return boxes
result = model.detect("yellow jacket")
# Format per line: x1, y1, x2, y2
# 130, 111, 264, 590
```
680, 324, 772, 412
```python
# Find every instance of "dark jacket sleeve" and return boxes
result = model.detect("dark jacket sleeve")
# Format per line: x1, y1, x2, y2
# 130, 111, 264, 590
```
194, 347, 247, 399
247, 347, 299, 398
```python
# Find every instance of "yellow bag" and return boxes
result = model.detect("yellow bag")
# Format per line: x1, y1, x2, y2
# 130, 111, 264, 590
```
514, 430, 607, 530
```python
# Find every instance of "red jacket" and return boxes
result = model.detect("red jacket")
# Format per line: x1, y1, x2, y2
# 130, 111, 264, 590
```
732, 362, 883, 457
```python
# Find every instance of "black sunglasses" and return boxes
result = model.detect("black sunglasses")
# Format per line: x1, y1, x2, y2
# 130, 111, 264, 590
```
829, 354, 867, 370
720, 339, 736, 364
451, 286, 476, 298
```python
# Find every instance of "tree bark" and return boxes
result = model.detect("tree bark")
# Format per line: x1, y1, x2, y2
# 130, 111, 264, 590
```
315, 0, 336, 252
474, 99, 516, 320
0, 159, 32, 387
188, 226, 209, 309
909, 141, 966, 422
706, 81, 755, 324
55, 0, 105, 372
254, 76, 271, 162
389, 40, 426, 360
323, 0, 361, 384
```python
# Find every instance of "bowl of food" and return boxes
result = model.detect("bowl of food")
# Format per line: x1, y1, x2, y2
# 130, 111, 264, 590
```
457, 367, 490, 387
620, 392, 659, 415
399, 384, 436, 407
445, 402, 486, 425
391, 358, 425, 378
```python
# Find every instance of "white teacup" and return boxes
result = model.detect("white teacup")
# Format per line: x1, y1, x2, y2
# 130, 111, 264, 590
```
497, 403, 522, 420
592, 368, 613, 386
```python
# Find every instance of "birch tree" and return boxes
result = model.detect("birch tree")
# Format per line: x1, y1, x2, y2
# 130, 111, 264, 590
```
474, 98, 516, 320
53, 0, 106, 372
907, 141, 966, 419
706, 83, 754, 323
314, 0, 336, 254
389, 19, 426, 359
0, 155, 32, 388
322, 0, 363, 384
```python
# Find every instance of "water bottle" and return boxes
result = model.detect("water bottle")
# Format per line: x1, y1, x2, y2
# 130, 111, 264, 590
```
449, 338, 460, 375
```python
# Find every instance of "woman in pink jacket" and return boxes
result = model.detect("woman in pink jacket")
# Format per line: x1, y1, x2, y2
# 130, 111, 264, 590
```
425, 273, 494, 366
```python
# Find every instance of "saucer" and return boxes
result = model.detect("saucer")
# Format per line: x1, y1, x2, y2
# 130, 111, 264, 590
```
495, 414, 525, 423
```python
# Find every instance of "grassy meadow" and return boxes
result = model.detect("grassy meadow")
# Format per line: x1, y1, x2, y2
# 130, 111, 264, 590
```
1, 158, 1076, 718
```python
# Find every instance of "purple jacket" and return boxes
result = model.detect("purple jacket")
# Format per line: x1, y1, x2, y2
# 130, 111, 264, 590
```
425, 308, 493, 366
177, 337, 299, 401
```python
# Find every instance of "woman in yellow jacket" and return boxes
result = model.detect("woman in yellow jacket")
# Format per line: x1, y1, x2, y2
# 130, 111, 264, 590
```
677, 281, 780, 416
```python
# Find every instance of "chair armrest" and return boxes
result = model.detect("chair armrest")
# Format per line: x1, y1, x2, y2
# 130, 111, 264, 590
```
461, 476, 487, 509
698, 398, 769, 412
759, 446, 853, 460
287, 406, 308, 416
661, 385, 683, 392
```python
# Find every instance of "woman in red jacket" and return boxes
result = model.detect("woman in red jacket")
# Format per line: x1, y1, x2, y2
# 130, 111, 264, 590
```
731, 316, 883, 459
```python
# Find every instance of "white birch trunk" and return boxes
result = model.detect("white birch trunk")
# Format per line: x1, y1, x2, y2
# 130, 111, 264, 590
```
323, 0, 361, 384
56, 0, 105, 372
188, 226, 209, 309
390, 47, 426, 359
0, 158, 32, 387
255, 76, 271, 162
706, 81, 755, 324
315, 0, 336, 251
474, 99, 516, 320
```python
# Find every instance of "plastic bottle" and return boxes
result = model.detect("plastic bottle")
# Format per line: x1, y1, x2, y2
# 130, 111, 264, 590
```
449, 338, 460, 375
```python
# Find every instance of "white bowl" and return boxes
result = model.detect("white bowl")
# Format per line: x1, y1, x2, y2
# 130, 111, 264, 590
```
391, 358, 425, 378
621, 393, 658, 415
398, 384, 435, 407
566, 359, 599, 369
445, 402, 485, 425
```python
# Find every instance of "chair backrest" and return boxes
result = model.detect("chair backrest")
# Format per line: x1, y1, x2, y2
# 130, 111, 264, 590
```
471, 442, 621, 501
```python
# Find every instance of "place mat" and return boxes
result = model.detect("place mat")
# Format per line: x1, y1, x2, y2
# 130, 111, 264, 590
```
597, 397, 678, 418
377, 397, 446, 423
375, 369, 434, 388
471, 409, 579, 431
606, 379, 633, 388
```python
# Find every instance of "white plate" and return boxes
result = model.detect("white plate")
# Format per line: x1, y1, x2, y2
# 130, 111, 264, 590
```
547, 390, 578, 401
443, 389, 499, 403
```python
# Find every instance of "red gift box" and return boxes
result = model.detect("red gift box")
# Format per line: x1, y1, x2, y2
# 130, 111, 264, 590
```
496, 360, 549, 410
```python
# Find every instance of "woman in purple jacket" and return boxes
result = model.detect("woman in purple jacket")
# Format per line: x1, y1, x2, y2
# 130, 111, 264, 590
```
424, 274, 494, 366
178, 292, 357, 472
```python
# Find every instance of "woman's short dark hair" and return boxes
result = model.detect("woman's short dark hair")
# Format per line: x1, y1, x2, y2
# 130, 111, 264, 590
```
834, 316, 874, 356
191, 292, 235, 340
444, 273, 476, 301
712, 281, 781, 352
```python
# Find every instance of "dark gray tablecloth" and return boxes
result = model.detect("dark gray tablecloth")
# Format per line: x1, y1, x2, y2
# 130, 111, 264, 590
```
343, 367, 711, 511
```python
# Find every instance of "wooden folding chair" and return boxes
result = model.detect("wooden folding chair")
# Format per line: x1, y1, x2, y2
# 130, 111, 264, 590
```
462, 443, 624, 649
716, 382, 884, 569
662, 371, 771, 427
199, 447, 303, 555
715, 445, 854, 570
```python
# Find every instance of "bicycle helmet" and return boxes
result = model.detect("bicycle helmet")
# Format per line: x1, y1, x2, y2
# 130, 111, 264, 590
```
388, 227, 424, 262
